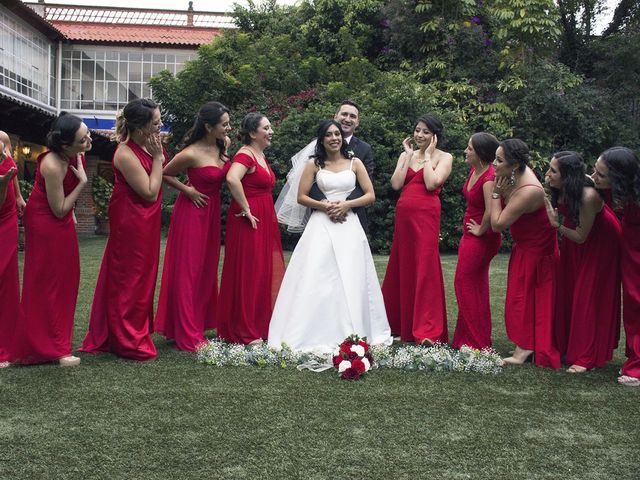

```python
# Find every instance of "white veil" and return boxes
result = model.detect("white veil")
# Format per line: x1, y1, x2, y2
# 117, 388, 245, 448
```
275, 139, 317, 233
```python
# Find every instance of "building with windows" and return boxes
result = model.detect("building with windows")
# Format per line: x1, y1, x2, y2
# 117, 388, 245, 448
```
0, 0, 231, 234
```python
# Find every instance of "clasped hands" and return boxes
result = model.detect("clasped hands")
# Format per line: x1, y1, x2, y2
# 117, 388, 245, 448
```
322, 199, 350, 223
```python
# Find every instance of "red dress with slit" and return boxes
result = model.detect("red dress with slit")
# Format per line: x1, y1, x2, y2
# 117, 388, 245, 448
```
554, 201, 621, 368
155, 163, 230, 351
505, 186, 560, 368
13, 152, 84, 364
216, 152, 285, 344
81, 141, 165, 361
619, 203, 640, 379
0, 156, 20, 362
382, 167, 448, 344
555, 204, 621, 368
453, 165, 501, 349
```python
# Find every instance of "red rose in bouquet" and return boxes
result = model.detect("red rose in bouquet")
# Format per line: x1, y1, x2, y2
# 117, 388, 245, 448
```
342, 367, 361, 380
351, 357, 366, 374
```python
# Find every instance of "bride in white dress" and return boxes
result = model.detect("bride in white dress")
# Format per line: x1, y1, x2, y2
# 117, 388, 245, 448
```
268, 120, 392, 354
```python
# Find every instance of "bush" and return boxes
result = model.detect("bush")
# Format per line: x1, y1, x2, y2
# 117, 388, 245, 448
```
92, 176, 113, 221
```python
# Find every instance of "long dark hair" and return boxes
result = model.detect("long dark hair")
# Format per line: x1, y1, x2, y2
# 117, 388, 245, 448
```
46, 112, 83, 154
470, 132, 499, 165
600, 146, 640, 210
182, 101, 229, 158
500, 138, 529, 173
549, 151, 587, 227
313, 120, 351, 168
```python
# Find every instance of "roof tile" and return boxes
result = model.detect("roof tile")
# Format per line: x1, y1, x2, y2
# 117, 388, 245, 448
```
51, 21, 221, 46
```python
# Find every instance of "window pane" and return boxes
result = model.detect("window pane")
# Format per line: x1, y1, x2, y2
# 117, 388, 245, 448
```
107, 82, 118, 102
81, 79, 93, 100
129, 61, 142, 82
105, 61, 118, 81
119, 62, 127, 80
81, 60, 95, 81
128, 82, 141, 101
95, 81, 105, 101
95, 60, 105, 81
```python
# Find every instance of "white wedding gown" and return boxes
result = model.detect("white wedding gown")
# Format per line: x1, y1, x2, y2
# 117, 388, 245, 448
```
268, 161, 392, 354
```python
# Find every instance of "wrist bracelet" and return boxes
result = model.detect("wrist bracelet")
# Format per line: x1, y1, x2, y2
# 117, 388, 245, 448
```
491, 192, 500, 199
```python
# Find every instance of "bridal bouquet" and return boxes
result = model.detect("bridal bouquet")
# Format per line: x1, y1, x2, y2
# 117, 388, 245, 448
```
332, 335, 374, 380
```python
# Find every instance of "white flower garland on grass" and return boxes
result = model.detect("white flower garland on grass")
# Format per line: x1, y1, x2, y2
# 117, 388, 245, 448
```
196, 340, 503, 375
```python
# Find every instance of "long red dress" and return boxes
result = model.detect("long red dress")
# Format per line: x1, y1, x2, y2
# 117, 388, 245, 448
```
0, 156, 20, 362
554, 201, 621, 368
620, 202, 640, 379
217, 152, 285, 344
505, 186, 560, 368
13, 152, 84, 364
382, 167, 448, 344
155, 163, 230, 351
453, 165, 501, 349
80, 141, 164, 361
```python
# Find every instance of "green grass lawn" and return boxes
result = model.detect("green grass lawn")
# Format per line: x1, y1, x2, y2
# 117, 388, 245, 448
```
1, 236, 638, 480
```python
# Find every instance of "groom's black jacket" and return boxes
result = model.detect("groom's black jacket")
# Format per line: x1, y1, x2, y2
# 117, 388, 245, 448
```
308, 135, 374, 231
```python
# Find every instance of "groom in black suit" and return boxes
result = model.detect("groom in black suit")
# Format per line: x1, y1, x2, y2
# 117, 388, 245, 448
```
309, 100, 374, 229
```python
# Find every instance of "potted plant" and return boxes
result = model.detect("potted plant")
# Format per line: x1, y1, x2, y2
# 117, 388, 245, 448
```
92, 175, 113, 235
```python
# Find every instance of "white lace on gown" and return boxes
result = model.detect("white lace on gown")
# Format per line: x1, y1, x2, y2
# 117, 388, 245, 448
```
267, 161, 392, 354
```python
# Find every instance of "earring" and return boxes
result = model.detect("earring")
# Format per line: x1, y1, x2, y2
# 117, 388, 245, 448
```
509, 169, 516, 186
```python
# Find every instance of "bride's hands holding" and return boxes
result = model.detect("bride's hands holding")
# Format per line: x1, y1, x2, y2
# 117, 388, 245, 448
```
326, 200, 351, 219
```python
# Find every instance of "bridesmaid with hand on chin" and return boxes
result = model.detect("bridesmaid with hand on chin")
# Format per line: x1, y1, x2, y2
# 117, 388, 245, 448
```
382, 114, 453, 346
217, 113, 285, 345
13, 113, 90, 367
544, 151, 621, 373
591, 147, 640, 387
490, 139, 560, 368
155, 101, 232, 351
452, 133, 501, 350
81, 98, 166, 361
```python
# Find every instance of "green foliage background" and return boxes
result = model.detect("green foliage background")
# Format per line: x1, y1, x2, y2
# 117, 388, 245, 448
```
149, 0, 640, 253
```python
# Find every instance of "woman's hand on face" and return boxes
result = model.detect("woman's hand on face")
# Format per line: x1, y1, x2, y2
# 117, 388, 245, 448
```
186, 186, 209, 208
146, 134, 163, 160
402, 137, 414, 156
493, 175, 509, 193
426, 134, 438, 157
466, 218, 482, 236
69, 155, 88, 185
544, 197, 560, 228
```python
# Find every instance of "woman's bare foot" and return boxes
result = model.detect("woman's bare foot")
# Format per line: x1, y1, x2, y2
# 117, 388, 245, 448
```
502, 346, 534, 365
566, 364, 588, 374
59, 356, 81, 367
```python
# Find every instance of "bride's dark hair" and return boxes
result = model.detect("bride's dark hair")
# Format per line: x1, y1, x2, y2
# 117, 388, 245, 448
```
313, 120, 352, 168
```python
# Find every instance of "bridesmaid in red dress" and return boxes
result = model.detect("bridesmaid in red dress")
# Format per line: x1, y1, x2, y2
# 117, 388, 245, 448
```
13, 113, 90, 366
453, 133, 501, 350
592, 147, 640, 387
382, 114, 453, 345
217, 113, 285, 345
155, 101, 231, 351
544, 151, 621, 373
81, 98, 165, 361
0, 133, 24, 367
490, 139, 560, 368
